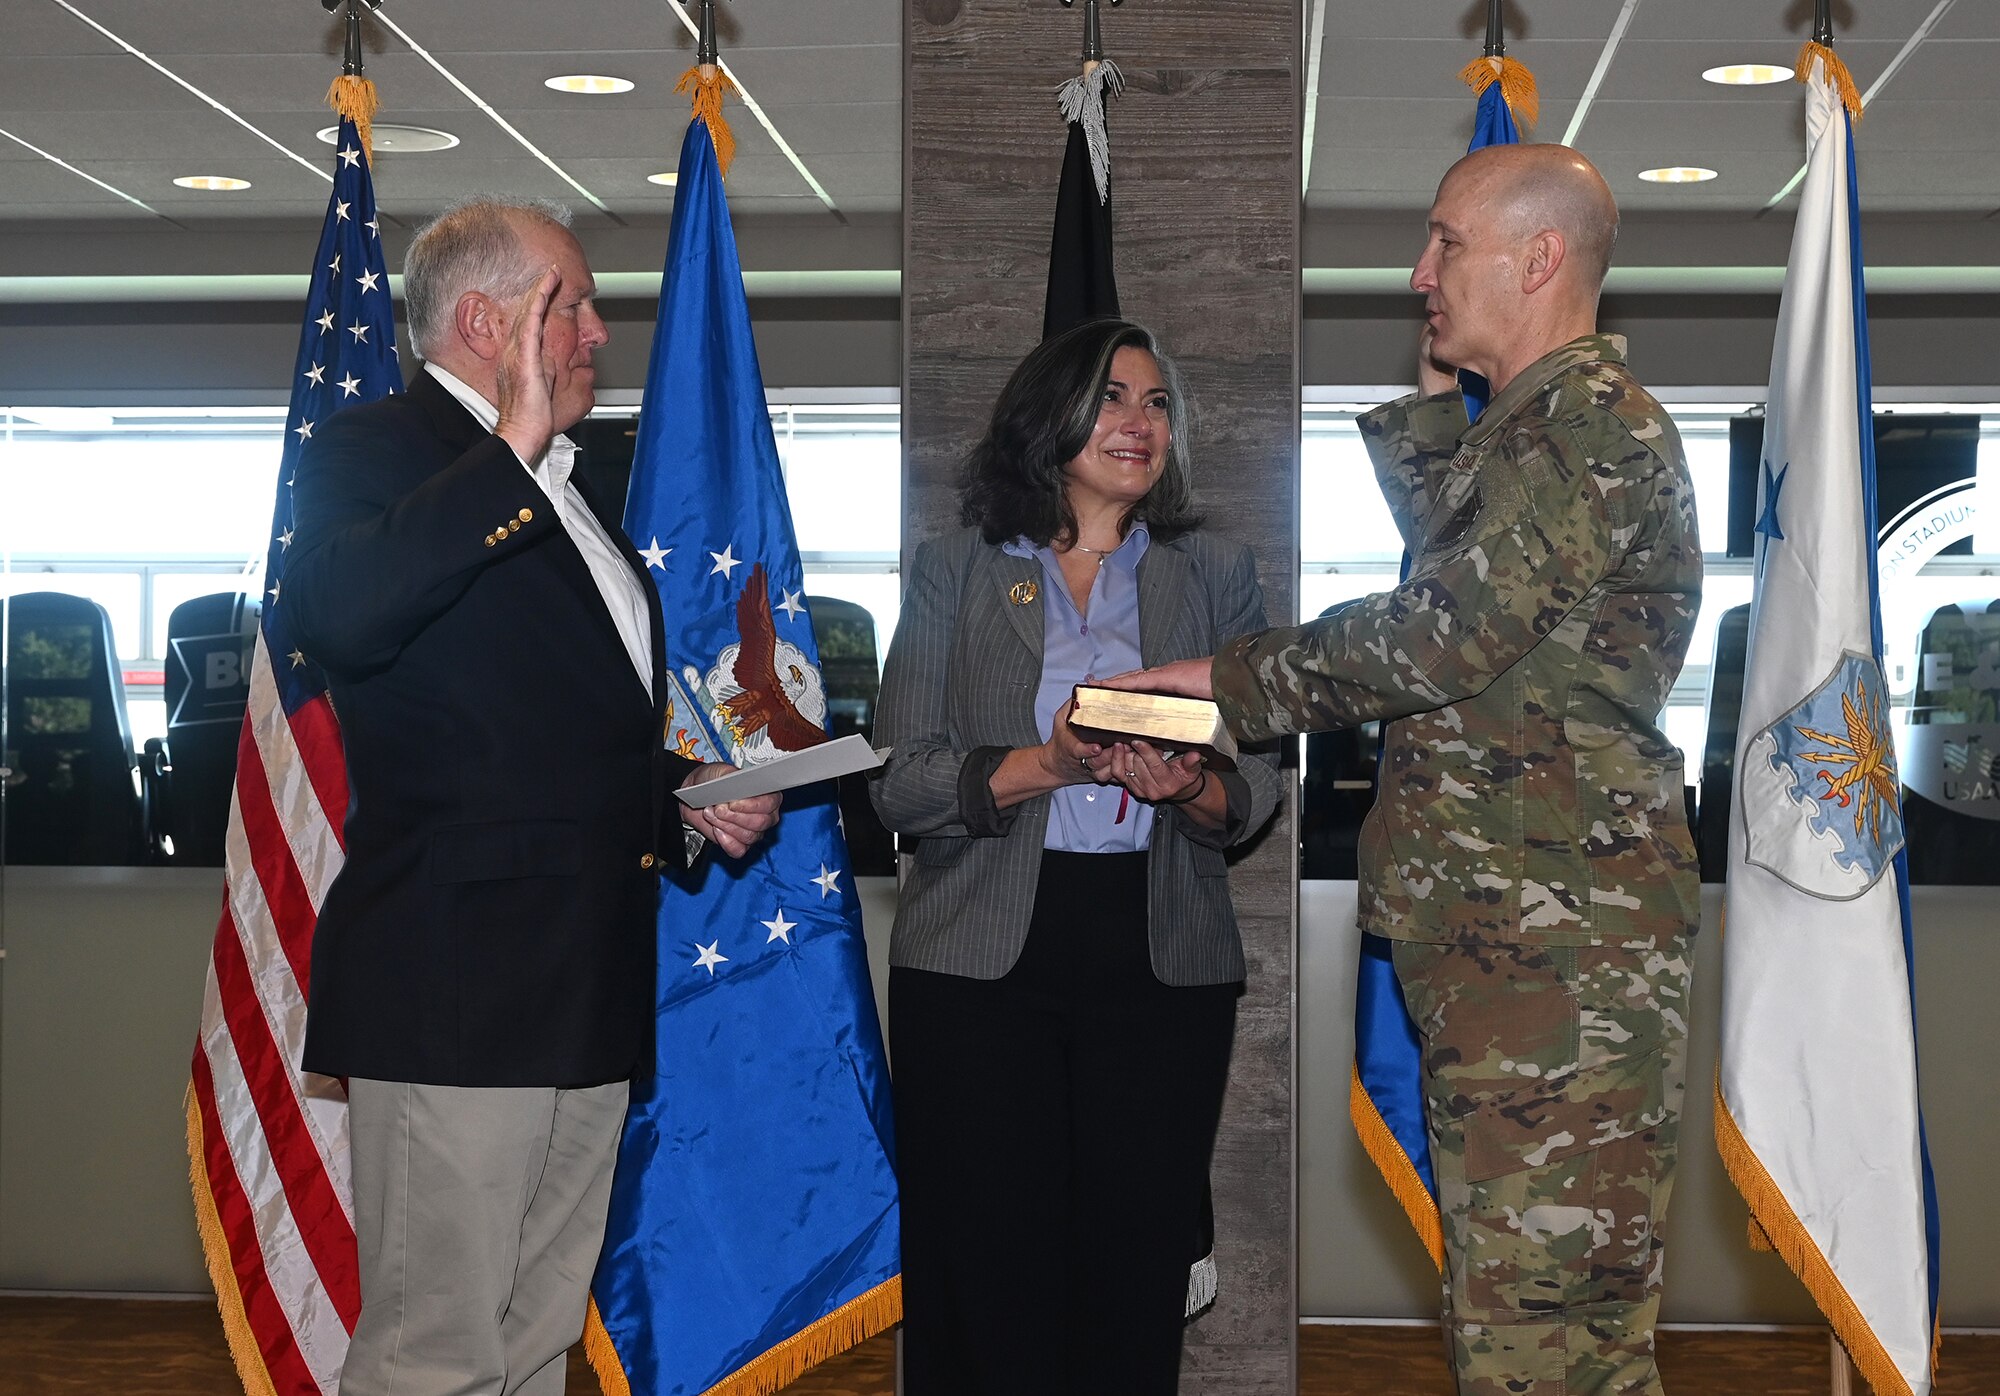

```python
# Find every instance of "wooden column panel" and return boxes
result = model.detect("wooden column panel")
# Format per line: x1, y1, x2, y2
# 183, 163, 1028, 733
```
906, 3, 1300, 1390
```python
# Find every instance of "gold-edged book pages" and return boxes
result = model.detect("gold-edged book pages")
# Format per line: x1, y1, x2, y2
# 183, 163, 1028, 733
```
1069, 685, 1239, 770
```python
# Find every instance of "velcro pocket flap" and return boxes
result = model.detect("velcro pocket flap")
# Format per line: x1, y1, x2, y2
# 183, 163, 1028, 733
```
430, 820, 584, 884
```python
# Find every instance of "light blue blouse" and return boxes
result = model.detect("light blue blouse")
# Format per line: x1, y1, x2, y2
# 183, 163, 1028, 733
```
1001, 525, 1155, 853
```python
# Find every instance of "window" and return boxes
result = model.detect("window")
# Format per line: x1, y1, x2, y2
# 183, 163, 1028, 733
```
1296, 396, 2000, 884
1, 400, 905, 868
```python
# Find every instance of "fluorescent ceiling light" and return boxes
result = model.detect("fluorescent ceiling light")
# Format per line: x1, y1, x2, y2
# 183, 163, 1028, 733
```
1638, 166, 1718, 184
545, 74, 635, 94
316, 124, 460, 152
1703, 63, 1795, 85
173, 175, 252, 191
646, 172, 679, 186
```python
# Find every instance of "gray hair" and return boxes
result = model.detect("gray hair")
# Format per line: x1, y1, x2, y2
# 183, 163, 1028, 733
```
403, 197, 573, 358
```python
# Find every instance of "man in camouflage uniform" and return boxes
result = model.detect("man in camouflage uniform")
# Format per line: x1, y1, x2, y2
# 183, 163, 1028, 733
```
1121, 144, 1701, 1392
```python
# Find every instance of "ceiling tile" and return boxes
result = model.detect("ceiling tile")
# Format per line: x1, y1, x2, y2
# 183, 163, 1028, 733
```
0, 54, 201, 113
1, 6, 125, 57
168, 51, 468, 114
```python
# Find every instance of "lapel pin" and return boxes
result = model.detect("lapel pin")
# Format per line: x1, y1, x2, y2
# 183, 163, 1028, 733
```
1009, 580, 1038, 606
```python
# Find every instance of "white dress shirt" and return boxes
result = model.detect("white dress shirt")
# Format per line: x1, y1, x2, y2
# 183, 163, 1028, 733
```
427, 364, 655, 699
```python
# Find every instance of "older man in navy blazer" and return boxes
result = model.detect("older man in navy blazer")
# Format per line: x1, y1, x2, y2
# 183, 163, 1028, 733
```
287, 197, 778, 1396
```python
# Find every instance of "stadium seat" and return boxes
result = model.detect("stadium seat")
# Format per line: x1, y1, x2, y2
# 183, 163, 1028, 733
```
3, 590, 147, 865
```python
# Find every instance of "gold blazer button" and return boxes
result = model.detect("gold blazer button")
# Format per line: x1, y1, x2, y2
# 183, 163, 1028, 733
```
507, 519, 521, 532
518, 507, 535, 524
483, 533, 497, 547
639, 852, 657, 870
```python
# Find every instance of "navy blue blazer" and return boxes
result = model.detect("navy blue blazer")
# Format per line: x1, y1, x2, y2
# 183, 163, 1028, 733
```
287, 371, 699, 1087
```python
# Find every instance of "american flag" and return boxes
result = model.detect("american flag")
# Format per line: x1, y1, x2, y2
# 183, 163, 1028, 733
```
187, 116, 396, 1396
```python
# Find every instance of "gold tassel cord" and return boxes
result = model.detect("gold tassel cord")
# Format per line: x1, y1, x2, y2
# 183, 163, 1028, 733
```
676, 65, 739, 179
1457, 54, 1540, 132
585, 1279, 903, 1396
1713, 1080, 1933, 1395
326, 73, 381, 166
186, 1086, 282, 1396
1347, 1067, 1445, 1271
1797, 41, 1864, 120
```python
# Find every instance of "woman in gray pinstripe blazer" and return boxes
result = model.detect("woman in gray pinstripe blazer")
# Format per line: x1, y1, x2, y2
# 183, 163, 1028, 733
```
870, 320, 1282, 1395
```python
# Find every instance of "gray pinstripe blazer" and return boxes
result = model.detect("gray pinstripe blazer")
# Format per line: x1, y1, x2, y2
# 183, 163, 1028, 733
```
869, 525, 1283, 986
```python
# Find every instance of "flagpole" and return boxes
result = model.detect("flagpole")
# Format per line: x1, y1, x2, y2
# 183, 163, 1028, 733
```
1810, 21, 1868, 1393
1061, 0, 1123, 77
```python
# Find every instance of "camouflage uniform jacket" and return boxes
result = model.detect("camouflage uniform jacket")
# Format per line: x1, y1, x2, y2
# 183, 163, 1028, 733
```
1215, 334, 1702, 946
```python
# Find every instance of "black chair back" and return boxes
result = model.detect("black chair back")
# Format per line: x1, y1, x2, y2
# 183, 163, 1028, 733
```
155, 592, 259, 865
1695, 604, 1752, 882
805, 595, 893, 876
3, 590, 144, 865
1902, 598, 2000, 884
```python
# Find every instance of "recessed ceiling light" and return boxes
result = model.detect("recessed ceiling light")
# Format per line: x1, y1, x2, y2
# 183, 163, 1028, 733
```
316, 124, 460, 153
1703, 63, 1794, 86
545, 74, 635, 95
1638, 166, 1719, 184
173, 175, 252, 191
646, 172, 679, 187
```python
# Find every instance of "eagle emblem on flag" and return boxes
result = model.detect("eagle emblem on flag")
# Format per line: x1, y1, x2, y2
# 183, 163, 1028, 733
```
703, 562, 828, 763
1743, 650, 1906, 898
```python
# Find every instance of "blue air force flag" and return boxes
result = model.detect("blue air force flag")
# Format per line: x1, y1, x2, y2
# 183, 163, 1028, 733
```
584, 117, 902, 1396
1715, 62, 1940, 1396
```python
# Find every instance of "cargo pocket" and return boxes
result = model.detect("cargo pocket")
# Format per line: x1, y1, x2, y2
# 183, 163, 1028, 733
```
1459, 1050, 1673, 1316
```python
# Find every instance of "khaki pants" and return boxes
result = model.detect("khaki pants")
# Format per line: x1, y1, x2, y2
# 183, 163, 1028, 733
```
1394, 934, 1694, 1396
340, 1078, 629, 1396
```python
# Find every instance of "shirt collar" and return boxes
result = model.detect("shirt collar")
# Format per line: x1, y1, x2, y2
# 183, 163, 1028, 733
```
424, 363, 576, 486
1461, 333, 1627, 447
1002, 521, 1152, 571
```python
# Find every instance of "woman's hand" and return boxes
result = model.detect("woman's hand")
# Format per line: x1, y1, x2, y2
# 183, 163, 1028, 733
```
1037, 697, 1115, 787
992, 697, 1117, 808
1109, 740, 1204, 804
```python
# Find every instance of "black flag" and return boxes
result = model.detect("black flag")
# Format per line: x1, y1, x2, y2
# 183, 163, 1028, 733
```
1043, 120, 1120, 339
1042, 61, 1123, 340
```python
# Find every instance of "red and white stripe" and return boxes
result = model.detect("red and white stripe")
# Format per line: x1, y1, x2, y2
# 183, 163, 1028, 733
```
190, 636, 360, 1395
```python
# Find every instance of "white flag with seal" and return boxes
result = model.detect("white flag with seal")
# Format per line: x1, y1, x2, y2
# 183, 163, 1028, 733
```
1714, 55, 1940, 1396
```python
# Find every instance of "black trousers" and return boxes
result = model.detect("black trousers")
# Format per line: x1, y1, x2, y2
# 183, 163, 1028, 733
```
890, 851, 1238, 1396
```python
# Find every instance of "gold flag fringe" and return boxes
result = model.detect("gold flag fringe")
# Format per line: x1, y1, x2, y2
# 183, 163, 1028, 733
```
584, 1278, 903, 1396
326, 73, 381, 165
676, 65, 739, 178
1458, 54, 1539, 132
1347, 1066, 1445, 1270
185, 1084, 282, 1396
1797, 42, 1864, 120
1713, 1077, 1936, 1395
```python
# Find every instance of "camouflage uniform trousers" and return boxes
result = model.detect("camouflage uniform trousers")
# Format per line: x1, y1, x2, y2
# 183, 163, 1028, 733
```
1392, 930, 1694, 1394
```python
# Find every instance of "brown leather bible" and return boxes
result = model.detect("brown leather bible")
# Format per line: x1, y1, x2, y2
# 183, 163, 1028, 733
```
1069, 685, 1239, 770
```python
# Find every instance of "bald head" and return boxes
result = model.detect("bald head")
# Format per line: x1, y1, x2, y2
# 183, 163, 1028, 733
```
1411, 143, 1620, 391
1442, 143, 1620, 294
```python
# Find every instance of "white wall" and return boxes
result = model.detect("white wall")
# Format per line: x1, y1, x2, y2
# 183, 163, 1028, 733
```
3, 869, 1993, 1325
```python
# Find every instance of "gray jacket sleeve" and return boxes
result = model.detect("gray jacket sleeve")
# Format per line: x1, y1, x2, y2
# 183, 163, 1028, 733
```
868, 535, 1007, 838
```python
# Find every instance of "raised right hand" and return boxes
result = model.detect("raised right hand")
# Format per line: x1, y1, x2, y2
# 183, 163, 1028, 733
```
493, 266, 561, 463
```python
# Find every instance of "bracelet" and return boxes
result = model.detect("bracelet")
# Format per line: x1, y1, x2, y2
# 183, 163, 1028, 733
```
1162, 769, 1210, 807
